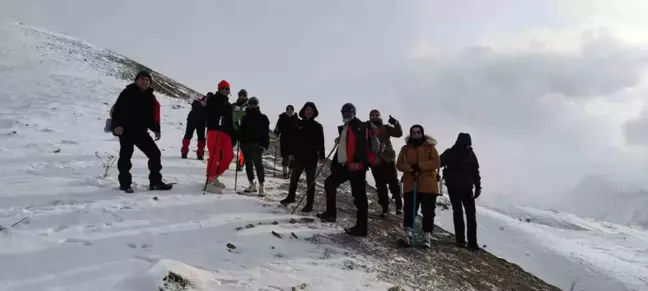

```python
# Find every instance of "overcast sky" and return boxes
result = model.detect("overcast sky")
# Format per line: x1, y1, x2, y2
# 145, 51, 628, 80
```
2, 0, 648, 205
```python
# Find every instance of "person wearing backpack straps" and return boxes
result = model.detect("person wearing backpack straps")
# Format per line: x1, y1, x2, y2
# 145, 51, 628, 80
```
316, 103, 377, 237
367, 109, 404, 216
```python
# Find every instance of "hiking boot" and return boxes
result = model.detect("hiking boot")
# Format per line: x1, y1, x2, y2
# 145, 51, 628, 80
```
282, 172, 289, 179
280, 197, 295, 205
150, 182, 173, 191
257, 183, 265, 197
468, 244, 480, 251
423, 232, 433, 248
380, 207, 389, 218
120, 185, 134, 193
243, 181, 257, 193
396, 209, 403, 215
197, 155, 204, 161
236, 163, 243, 172
301, 204, 313, 213
455, 241, 467, 248
210, 176, 225, 188
316, 212, 336, 223
181, 153, 187, 159
205, 177, 225, 194
344, 226, 367, 237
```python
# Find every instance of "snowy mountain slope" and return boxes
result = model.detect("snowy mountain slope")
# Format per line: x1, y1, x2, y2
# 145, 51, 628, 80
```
0, 21, 393, 291
436, 204, 648, 291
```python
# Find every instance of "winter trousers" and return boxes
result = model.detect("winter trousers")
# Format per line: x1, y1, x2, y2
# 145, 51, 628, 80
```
241, 143, 265, 184
403, 192, 437, 233
281, 153, 293, 169
370, 161, 402, 212
286, 160, 317, 206
206, 130, 233, 181
448, 188, 478, 247
324, 165, 368, 231
118, 132, 163, 187
182, 119, 206, 157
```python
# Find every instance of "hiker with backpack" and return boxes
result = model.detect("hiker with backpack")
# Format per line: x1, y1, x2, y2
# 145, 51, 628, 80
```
110, 71, 173, 193
181, 93, 210, 160
204, 80, 236, 193
440, 132, 482, 251
273, 105, 300, 178
232, 89, 249, 172
396, 124, 440, 248
316, 103, 378, 237
367, 109, 404, 216
279, 102, 326, 212
237, 97, 270, 196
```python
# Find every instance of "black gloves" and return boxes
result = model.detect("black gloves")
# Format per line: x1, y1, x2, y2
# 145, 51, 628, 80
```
474, 187, 482, 199
411, 164, 420, 173
388, 115, 397, 125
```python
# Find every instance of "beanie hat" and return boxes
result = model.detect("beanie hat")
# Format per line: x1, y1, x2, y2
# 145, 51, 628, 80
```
218, 80, 230, 91
135, 70, 152, 82
238, 89, 248, 97
286, 105, 294, 111
341, 103, 356, 114
369, 109, 380, 116
410, 124, 424, 136
248, 96, 259, 105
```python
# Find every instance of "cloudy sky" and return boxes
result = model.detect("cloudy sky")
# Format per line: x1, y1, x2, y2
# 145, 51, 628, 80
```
2, 0, 648, 206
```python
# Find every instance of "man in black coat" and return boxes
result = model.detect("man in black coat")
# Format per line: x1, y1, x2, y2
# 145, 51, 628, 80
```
111, 71, 173, 193
181, 93, 210, 160
279, 102, 326, 212
273, 105, 300, 178
238, 97, 270, 196
440, 132, 482, 251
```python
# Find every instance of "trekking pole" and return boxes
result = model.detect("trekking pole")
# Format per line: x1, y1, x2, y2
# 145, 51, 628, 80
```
411, 173, 419, 247
203, 131, 220, 195
234, 142, 240, 191
290, 144, 338, 215
273, 135, 279, 177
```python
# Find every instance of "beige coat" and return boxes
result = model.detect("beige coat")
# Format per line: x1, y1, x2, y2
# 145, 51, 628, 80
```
396, 135, 440, 194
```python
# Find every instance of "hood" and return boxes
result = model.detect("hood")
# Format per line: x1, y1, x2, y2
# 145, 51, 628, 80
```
126, 83, 154, 94
299, 102, 319, 119
454, 132, 472, 147
404, 135, 437, 146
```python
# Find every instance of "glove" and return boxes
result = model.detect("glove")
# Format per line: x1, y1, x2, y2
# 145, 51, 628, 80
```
410, 164, 420, 173
113, 126, 124, 136
474, 187, 481, 199
388, 115, 398, 125
334, 137, 340, 144
348, 163, 362, 171
154, 131, 161, 141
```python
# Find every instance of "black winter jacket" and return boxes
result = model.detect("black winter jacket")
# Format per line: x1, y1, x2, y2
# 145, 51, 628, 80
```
274, 112, 300, 156
187, 95, 207, 123
111, 83, 160, 136
440, 133, 482, 191
238, 107, 270, 149
205, 92, 235, 139
292, 102, 325, 165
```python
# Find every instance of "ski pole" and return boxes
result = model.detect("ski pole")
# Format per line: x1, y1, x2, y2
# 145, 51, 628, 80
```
411, 173, 418, 247
234, 142, 240, 191
273, 135, 279, 177
291, 144, 338, 214
203, 131, 220, 195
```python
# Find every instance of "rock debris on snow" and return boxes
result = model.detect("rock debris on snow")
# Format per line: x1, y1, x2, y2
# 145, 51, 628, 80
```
271, 231, 283, 239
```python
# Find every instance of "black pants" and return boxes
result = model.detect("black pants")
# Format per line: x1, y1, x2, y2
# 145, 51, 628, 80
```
183, 119, 205, 142
286, 160, 317, 205
324, 164, 368, 230
281, 154, 293, 169
403, 192, 437, 232
118, 133, 163, 187
370, 161, 402, 212
241, 143, 265, 184
448, 188, 477, 247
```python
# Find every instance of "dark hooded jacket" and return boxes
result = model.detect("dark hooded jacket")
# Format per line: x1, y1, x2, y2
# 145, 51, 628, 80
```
274, 111, 300, 157
440, 133, 482, 191
205, 91, 236, 141
111, 83, 160, 136
187, 94, 209, 123
292, 102, 325, 165
238, 107, 270, 149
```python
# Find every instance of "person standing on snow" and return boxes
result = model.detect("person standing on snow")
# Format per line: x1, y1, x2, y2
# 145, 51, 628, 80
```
273, 105, 300, 178
440, 132, 482, 251
396, 124, 440, 248
279, 102, 325, 212
204, 80, 236, 193
181, 92, 211, 160
367, 109, 404, 216
317, 103, 376, 237
237, 97, 270, 196
110, 71, 173, 193
232, 89, 249, 171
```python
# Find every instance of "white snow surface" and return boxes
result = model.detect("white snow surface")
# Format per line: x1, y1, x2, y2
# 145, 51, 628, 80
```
0, 21, 392, 291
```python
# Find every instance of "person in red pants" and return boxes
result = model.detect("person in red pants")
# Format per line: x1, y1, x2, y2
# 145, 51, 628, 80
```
204, 80, 237, 193
181, 93, 210, 160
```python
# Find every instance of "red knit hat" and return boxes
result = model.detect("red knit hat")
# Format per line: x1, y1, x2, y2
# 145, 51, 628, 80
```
217, 80, 230, 91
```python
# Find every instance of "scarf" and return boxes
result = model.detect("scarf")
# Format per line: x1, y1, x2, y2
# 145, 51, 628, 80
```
337, 124, 349, 164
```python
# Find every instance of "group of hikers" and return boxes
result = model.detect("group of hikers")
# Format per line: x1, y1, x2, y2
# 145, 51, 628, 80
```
108, 71, 483, 250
